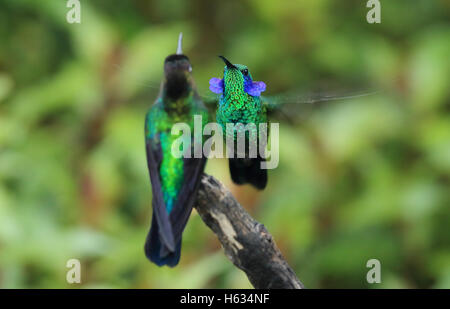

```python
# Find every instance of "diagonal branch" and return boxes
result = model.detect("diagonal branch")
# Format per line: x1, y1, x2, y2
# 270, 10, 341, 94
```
195, 174, 304, 289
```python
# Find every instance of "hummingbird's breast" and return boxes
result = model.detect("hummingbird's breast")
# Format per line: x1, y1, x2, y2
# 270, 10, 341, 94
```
217, 94, 267, 147
218, 94, 264, 123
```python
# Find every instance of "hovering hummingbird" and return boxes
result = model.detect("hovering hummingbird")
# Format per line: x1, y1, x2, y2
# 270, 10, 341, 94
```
209, 56, 269, 189
144, 33, 208, 266
209, 55, 377, 189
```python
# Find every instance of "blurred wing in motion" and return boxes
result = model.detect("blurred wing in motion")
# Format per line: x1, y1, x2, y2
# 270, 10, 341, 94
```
198, 92, 221, 118
263, 86, 381, 124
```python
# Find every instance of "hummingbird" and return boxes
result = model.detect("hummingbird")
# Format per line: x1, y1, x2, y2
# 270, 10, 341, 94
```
209, 56, 269, 189
144, 33, 208, 267
209, 55, 377, 189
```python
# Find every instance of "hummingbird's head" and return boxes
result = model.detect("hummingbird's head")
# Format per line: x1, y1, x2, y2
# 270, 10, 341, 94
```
163, 33, 194, 100
219, 55, 250, 85
209, 56, 266, 97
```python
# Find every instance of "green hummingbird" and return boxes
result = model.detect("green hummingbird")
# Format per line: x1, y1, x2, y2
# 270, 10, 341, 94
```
210, 56, 269, 189
144, 33, 208, 266
209, 55, 377, 189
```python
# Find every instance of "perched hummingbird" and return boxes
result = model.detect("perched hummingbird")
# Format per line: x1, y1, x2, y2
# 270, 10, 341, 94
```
209, 56, 269, 189
144, 33, 208, 266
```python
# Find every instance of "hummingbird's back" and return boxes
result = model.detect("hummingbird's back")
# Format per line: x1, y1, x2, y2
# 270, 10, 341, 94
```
144, 34, 209, 267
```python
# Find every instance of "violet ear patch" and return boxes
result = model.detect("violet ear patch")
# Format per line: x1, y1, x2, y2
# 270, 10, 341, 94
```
245, 81, 266, 96
209, 78, 224, 94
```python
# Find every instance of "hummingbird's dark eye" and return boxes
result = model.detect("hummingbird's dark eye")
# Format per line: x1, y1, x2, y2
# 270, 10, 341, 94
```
242, 69, 248, 76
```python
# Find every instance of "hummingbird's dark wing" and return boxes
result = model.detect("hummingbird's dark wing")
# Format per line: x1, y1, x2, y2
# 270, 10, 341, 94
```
169, 155, 207, 240
144, 133, 207, 267
263, 88, 380, 124
144, 138, 177, 264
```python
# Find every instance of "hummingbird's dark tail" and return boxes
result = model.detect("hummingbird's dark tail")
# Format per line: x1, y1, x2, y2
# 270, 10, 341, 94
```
145, 215, 181, 267
229, 157, 267, 190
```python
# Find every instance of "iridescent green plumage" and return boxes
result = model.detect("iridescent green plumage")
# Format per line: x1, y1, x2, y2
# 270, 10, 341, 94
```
217, 64, 266, 125
214, 56, 268, 189
146, 95, 207, 213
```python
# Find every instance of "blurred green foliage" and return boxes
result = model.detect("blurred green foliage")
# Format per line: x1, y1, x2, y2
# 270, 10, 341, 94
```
0, 0, 449, 288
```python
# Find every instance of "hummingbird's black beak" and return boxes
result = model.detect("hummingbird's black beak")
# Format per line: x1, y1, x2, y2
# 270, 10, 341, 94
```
219, 55, 237, 69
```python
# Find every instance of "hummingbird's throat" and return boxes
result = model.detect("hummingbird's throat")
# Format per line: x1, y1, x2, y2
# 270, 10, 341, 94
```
223, 72, 245, 97
165, 72, 190, 101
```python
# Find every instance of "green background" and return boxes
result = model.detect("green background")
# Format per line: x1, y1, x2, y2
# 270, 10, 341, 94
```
0, 0, 449, 288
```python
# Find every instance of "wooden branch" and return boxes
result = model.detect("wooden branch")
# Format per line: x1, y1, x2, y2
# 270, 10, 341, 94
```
195, 174, 304, 289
